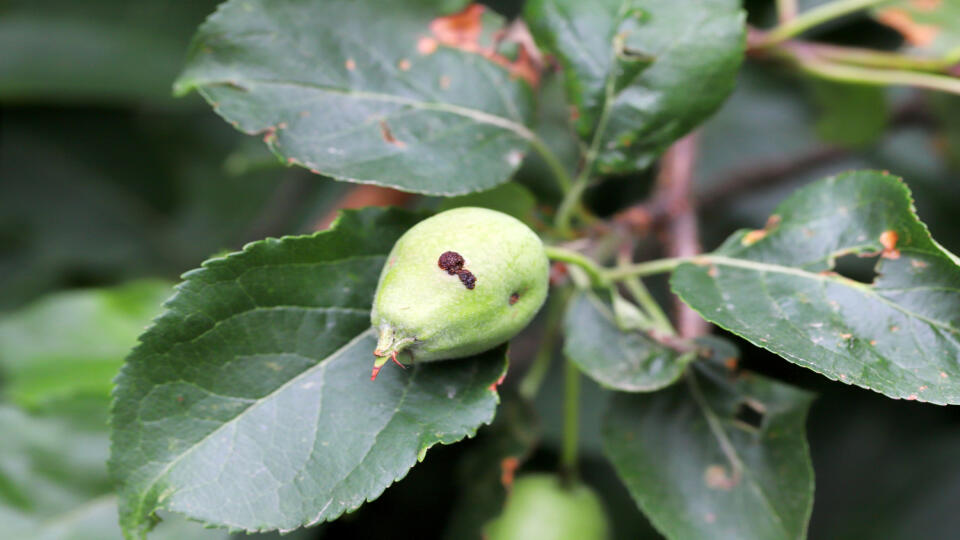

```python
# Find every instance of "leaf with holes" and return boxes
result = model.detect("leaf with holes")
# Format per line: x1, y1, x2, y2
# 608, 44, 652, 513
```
603, 362, 815, 540
563, 290, 694, 392
672, 170, 960, 404
524, 0, 745, 174
110, 208, 508, 539
174, 0, 535, 196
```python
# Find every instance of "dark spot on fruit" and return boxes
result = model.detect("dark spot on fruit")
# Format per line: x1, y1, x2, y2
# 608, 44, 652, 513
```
509, 292, 519, 305
457, 269, 476, 289
438, 251, 465, 274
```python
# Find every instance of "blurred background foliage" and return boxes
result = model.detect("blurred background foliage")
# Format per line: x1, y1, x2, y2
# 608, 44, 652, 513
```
1, 0, 959, 539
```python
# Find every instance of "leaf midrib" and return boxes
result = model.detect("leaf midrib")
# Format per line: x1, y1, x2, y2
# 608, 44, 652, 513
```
188, 77, 536, 140
703, 255, 959, 336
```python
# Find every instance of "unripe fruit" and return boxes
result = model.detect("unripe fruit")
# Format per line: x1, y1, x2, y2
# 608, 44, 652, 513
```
370, 207, 549, 379
484, 474, 610, 540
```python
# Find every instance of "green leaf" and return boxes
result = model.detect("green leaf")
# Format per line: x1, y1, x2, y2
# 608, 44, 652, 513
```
603, 363, 815, 540
524, 0, 745, 174
175, 0, 535, 196
435, 182, 537, 221
809, 80, 887, 148
563, 291, 694, 392
0, 0, 220, 105
0, 406, 229, 540
672, 170, 960, 404
0, 281, 171, 410
110, 208, 508, 538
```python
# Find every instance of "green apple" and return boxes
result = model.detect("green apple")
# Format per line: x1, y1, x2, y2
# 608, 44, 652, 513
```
370, 207, 549, 379
485, 473, 610, 540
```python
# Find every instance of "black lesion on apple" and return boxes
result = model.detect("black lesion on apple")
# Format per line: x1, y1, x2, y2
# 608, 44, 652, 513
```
457, 270, 476, 290
439, 251, 476, 289
438, 251, 465, 274
509, 292, 519, 305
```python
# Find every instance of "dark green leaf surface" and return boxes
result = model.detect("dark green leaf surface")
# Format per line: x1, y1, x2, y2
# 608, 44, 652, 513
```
435, 182, 537, 221
603, 364, 815, 540
0, 0, 220, 105
563, 291, 692, 392
524, 0, 745, 174
672, 171, 960, 404
175, 0, 535, 195
0, 281, 171, 409
809, 80, 887, 148
110, 208, 507, 538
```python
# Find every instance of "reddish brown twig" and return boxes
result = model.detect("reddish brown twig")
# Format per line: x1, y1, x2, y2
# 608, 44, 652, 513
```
653, 134, 710, 338
314, 185, 415, 230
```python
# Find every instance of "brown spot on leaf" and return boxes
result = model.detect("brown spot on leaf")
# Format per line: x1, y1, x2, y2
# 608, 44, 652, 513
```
880, 230, 901, 259
911, 259, 928, 268
742, 229, 767, 246
870, 339, 877, 346
941, 371, 949, 378
509, 292, 520, 305
890, 325, 900, 332
840, 333, 853, 340
919, 385, 928, 391
438, 251, 465, 274
911, 0, 941, 10
345, 58, 356, 71
378, 120, 406, 147
439, 75, 452, 89
707, 265, 718, 278
876, 8, 939, 46
262, 126, 277, 144
704, 464, 739, 490
430, 4, 486, 53
398, 58, 411, 71
569, 105, 580, 122
741, 214, 780, 246
427, 3, 539, 86
907, 394, 918, 400
724, 357, 738, 370
417, 36, 439, 55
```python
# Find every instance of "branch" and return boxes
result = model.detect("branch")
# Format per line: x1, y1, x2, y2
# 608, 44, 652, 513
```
655, 134, 709, 338
314, 185, 415, 230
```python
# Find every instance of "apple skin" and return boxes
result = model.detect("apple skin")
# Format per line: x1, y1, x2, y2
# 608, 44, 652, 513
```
371, 207, 549, 364
484, 473, 610, 540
